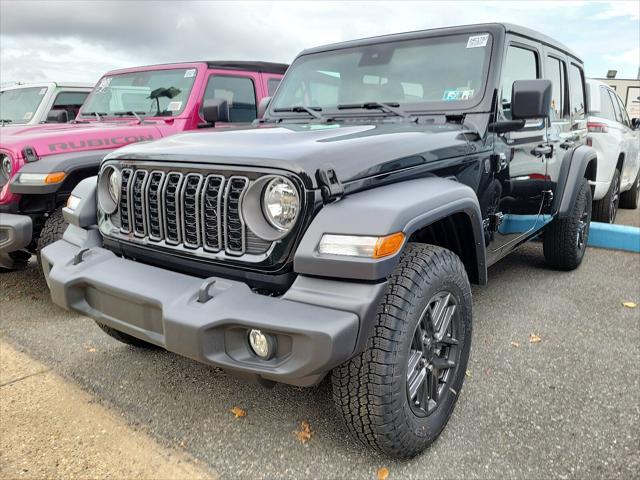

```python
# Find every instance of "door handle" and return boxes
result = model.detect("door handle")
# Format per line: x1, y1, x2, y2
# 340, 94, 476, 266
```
532, 144, 553, 158
560, 140, 575, 149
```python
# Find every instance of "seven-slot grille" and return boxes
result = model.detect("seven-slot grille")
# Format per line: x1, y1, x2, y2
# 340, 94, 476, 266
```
116, 167, 269, 256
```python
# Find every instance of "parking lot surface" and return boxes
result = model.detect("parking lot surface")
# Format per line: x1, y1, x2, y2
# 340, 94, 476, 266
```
1, 243, 639, 479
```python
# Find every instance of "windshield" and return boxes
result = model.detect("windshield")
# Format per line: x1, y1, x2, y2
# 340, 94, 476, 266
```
271, 33, 492, 114
80, 68, 197, 118
0, 86, 48, 124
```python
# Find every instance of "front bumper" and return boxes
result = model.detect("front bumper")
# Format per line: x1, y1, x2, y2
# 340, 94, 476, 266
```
0, 213, 33, 268
42, 238, 386, 386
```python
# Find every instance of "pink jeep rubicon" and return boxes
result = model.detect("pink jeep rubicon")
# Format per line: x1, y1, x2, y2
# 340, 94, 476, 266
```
0, 61, 286, 270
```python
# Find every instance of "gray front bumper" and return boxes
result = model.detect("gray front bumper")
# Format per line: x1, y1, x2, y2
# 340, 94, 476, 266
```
42, 238, 386, 386
0, 213, 33, 268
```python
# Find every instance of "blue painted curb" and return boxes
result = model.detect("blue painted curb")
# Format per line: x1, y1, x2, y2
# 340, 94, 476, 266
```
495, 214, 640, 253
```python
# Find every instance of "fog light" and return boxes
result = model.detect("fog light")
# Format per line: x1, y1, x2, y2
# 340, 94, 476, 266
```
248, 329, 276, 359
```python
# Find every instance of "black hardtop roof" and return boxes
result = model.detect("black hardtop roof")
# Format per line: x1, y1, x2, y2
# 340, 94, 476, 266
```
301, 23, 581, 63
204, 61, 288, 74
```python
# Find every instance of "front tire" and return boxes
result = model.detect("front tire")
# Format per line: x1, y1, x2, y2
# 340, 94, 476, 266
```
543, 178, 592, 270
619, 170, 639, 210
592, 168, 620, 223
36, 207, 66, 265
331, 243, 472, 458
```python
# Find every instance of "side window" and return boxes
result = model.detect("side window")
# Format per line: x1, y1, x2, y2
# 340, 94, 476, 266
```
203, 75, 257, 123
613, 92, 630, 126
500, 45, 538, 119
52, 91, 89, 120
608, 90, 624, 124
545, 56, 567, 119
267, 78, 281, 96
598, 87, 616, 121
568, 64, 586, 119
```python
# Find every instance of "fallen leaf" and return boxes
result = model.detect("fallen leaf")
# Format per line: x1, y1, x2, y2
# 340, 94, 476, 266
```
623, 301, 637, 308
529, 333, 542, 344
83, 344, 97, 353
465, 370, 471, 378
377, 467, 390, 480
293, 420, 313, 444
510, 341, 520, 348
230, 406, 246, 418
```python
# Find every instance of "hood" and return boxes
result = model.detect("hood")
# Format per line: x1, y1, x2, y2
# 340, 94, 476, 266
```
0, 120, 167, 159
108, 121, 473, 188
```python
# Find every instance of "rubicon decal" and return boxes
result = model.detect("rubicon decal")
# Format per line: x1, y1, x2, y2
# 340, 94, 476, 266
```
48, 135, 156, 152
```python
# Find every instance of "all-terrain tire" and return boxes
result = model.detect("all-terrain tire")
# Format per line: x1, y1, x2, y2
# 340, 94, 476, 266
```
95, 322, 158, 349
592, 168, 620, 223
619, 170, 639, 209
37, 207, 66, 262
331, 243, 472, 458
543, 178, 592, 270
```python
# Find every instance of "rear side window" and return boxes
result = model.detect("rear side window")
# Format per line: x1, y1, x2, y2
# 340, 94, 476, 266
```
598, 87, 617, 121
545, 56, 567, 119
267, 78, 281, 96
608, 90, 624, 124
611, 91, 630, 126
203, 75, 257, 123
568, 64, 585, 119
501, 46, 539, 119
52, 91, 89, 120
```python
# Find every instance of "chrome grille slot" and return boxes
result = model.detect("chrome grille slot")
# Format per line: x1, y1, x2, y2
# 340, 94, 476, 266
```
180, 173, 204, 248
146, 171, 165, 241
201, 175, 225, 252
224, 177, 248, 255
131, 170, 148, 237
119, 168, 133, 233
162, 172, 183, 244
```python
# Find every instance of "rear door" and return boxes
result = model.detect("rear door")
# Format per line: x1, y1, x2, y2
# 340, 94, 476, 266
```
610, 90, 640, 186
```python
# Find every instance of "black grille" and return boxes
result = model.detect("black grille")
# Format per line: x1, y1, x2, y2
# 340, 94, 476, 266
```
202, 175, 225, 251
225, 177, 248, 255
163, 173, 183, 244
181, 174, 203, 248
146, 172, 164, 240
132, 170, 147, 236
119, 169, 133, 232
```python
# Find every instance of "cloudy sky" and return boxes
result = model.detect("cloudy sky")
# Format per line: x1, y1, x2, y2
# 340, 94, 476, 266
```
1, 0, 638, 85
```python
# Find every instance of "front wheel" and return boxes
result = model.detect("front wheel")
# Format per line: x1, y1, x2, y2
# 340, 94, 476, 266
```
331, 243, 472, 458
543, 178, 592, 270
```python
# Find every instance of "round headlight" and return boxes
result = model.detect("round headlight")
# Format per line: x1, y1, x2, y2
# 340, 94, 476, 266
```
1, 155, 12, 180
262, 177, 299, 231
98, 165, 120, 214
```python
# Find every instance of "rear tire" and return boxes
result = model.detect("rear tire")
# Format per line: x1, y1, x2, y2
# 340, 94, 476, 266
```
543, 178, 592, 270
592, 168, 620, 223
331, 243, 472, 458
36, 207, 66, 267
95, 322, 158, 349
619, 170, 639, 209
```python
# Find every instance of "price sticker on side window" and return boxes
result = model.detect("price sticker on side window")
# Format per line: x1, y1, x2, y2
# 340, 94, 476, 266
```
466, 34, 489, 48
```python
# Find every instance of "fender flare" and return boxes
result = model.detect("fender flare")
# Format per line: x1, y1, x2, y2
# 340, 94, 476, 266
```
553, 145, 597, 219
10, 149, 111, 196
294, 177, 487, 284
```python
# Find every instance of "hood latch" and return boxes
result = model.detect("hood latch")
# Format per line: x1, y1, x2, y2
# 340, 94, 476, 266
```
316, 165, 344, 203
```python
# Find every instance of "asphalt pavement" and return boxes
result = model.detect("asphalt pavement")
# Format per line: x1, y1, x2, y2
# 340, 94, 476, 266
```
1, 243, 639, 479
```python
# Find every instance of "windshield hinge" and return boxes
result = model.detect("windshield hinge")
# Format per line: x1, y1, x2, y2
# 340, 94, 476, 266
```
316, 165, 344, 203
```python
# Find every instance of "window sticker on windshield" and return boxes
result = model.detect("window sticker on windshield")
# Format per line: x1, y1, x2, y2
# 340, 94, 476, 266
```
466, 34, 489, 48
167, 101, 182, 112
442, 89, 474, 101
24, 112, 33, 120
38, 88, 47, 95
184, 69, 196, 78
96, 77, 112, 93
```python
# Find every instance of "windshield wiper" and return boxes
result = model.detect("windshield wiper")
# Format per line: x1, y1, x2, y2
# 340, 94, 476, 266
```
337, 102, 410, 118
82, 111, 107, 121
0, 119, 13, 125
114, 111, 145, 123
273, 105, 324, 119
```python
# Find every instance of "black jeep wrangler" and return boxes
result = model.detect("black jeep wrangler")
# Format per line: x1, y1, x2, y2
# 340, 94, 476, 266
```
42, 23, 596, 457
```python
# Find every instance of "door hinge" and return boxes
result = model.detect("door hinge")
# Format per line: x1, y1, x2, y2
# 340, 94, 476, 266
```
490, 153, 507, 173
316, 165, 344, 203
484, 212, 504, 232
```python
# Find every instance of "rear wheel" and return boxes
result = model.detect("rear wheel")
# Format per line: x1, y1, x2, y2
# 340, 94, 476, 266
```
619, 170, 639, 210
543, 178, 592, 270
95, 322, 158, 349
331, 243, 472, 458
592, 168, 620, 223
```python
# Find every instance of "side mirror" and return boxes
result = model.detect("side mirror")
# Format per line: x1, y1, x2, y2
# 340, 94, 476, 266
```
257, 96, 272, 119
46, 109, 69, 123
631, 118, 640, 130
202, 98, 229, 125
511, 79, 552, 120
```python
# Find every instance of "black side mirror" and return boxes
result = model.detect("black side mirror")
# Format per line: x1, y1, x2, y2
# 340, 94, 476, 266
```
257, 96, 271, 119
511, 79, 552, 120
202, 98, 229, 125
46, 109, 69, 123
631, 118, 640, 130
